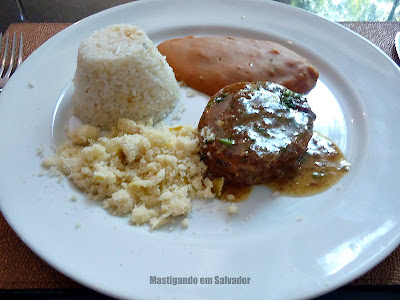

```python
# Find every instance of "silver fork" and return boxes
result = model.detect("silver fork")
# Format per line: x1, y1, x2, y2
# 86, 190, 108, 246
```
0, 32, 23, 92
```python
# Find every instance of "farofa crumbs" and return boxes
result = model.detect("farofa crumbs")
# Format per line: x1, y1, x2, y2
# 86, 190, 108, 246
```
186, 90, 196, 97
228, 203, 239, 215
43, 119, 215, 228
36, 145, 44, 157
67, 124, 99, 146
181, 218, 189, 228
225, 194, 235, 201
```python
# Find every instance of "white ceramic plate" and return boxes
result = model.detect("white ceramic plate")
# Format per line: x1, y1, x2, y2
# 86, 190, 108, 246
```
1, 0, 400, 299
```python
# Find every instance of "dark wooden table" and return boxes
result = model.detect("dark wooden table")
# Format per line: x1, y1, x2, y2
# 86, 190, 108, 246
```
0, 0, 136, 33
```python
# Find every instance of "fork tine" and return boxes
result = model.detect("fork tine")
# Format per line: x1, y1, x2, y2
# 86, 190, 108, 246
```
5, 33, 17, 78
0, 33, 9, 76
17, 33, 23, 67
0, 32, 2, 61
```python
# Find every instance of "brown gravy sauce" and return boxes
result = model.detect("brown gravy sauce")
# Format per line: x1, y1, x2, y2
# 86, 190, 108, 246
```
266, 131, 350, 196
222, 131, 350, 201
220, 183, 253, 202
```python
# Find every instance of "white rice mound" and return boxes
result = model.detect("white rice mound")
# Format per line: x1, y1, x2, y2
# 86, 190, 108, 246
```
72, 24, 180, 128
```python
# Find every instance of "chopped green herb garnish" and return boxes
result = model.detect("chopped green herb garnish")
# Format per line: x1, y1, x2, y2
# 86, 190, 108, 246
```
215, 92, 229, 103
313, 172, 325, 179
279, 147, 287, 153
281, 88, 301, 110
219, 138, 235, 146
255, 127, 266, 133
282, 97, 296, 110
254, 127, 270, 137
283, 90, 292, 97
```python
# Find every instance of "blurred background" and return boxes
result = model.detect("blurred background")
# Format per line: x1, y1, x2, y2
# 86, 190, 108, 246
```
1, 0, 400, 33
